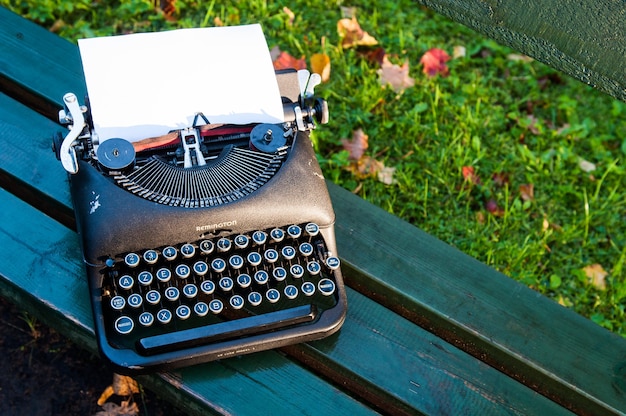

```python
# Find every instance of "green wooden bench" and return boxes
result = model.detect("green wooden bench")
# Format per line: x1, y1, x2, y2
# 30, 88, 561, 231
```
1, 5, 625, 415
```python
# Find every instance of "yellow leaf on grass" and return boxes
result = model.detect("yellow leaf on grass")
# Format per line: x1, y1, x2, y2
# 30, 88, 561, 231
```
97, 374, 140, 406
337, 17, 378, 48
310, 53, 331, 82
583, 263, 608, 290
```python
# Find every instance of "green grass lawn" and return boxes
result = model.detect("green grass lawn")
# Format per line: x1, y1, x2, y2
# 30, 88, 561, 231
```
5, 0, 625, 336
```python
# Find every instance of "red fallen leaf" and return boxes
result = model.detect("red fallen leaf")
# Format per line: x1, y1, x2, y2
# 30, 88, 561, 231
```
361, 46, 386, 66
420, 48, 450, 77
484, 199, 504, 216
462, 166, 481, 184
519, 183, 534, 201
378, 56, 415, 92
341, 128, 368, 160
272, 50, 306, 71
337, 17, 378, 48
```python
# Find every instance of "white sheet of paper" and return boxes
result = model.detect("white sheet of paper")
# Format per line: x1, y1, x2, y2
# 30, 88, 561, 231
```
78, 25, 284, 142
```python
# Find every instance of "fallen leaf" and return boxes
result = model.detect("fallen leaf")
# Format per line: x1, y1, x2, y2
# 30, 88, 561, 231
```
378, 56, 415, 92
492, 172, 510, 187
341, 128, 368, 160
519, 183, 534, 202
462, 166, 481, 185
310, 53, 331, 82
272, 50, 307, 70
282, 6, 295, 26
347, 155, 385, 179
95, 400, 139, 416
507, 53, 534, 62
420, 48, 450, 77
579, 159, 596, 172
484, 199, 504, 216
377, 166, 396, 185
452, 45, 466, 59
361, 46, 387, 66
583, 264, 608, 290
97, 374, 140, 406
337, 17, 378, 48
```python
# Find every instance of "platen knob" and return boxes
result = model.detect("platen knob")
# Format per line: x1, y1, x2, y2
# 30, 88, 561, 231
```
96, 138, 136, 173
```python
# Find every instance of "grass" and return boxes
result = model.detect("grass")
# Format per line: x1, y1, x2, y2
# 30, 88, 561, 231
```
4, 0, 626, 335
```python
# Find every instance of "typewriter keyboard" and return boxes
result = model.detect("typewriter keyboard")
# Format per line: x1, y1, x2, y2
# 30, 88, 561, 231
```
100, 222, 341, 354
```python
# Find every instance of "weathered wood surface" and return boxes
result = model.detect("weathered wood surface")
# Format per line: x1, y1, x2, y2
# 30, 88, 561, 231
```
1, 5, 626, 415
417, 0, 626, 102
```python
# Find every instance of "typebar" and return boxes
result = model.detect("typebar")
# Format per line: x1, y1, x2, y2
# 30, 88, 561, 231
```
137, 304, 318, 355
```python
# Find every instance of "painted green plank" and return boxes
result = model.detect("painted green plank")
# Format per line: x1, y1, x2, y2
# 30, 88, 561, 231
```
0, 186, 378, 416
416, 0, 626, 102
329, 184, 626, 415
0, 93, 575, 416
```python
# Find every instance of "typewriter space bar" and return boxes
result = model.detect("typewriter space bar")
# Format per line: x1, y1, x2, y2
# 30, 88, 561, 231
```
137, 304, 318, 355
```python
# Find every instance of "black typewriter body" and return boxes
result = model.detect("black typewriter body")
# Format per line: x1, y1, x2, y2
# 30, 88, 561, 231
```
55, 69, 347, 374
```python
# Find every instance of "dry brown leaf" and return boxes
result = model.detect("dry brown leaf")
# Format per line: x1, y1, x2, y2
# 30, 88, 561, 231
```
95, 400, 139, 416
347, 155, 385, 179
337, 17, 378, 48
310, 53, 331, 82
584, 264, 608, 290
420, 48, 450, 77
378, 56, 415, 92
519, 183, 534, 202
97, 374, 140, 406
341, 128, 368, 160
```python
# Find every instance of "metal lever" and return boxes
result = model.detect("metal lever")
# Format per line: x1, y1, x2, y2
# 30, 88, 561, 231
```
59, 93, 86, 174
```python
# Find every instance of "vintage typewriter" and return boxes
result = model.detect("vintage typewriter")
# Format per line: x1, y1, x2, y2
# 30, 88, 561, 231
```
53, 68, 347, 374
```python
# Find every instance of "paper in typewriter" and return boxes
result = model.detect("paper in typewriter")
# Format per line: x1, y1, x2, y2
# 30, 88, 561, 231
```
78, 25, 284, 142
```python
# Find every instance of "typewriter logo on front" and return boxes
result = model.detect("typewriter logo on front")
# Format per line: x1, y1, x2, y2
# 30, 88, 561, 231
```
196, 220, 238, 232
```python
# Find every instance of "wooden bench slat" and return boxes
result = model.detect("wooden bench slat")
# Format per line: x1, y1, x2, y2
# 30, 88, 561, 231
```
416, 0, 626, 102
330, 186, 626, 415
0, 93, 575, 415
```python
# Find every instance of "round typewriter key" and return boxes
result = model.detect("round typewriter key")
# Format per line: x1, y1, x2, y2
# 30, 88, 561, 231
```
211, 258, 226, 273
183, 283, 198, 298
181, 243, 195, 258
192, 261, 208, 276
194, 302, 209, 317
165, 286, 180, 302
110, 295, 125, 310
230, 295, 245, 310
318, 279, 336, 296
266, 288, 280, 303
252, 230, 267, 245
146, 290, 161, 305
124, 253, 140, 268
229, 255, 244, 270
162, 246, 177, 261
114, 316, 134, 334
326, 256, 341, 270
281, 246, 296, 260
307, 261, 321, 276
175, 264, 191, 279
264, 249, 279, 263
299, 242, 314, 257
199, 240, 214, 254
270, 228, 285, 242
284, 285, 298, 300
138, 312, 154, 327
138, 271, 153, 286
118, 275, 134, 290
219, 276, 234, 291
127, 293, 143, 308
105, 258, 116, 268
176, 305, 191, 320
247, 252, 262, 267
305, 223, 320, 236
157, 309, 172, 324
156, 268, 171, 282
234, 235, 249, 249
248, 291, 263, 306
273, 267, 287, 282
254, 270, 269, 285
200, 280, 215, 295
301, 282, 316, 297
290, 264, 305, 279
209, 299, 223, 314
143, 249, 158, 265
287, 225, 302, 239
216, 238, 231, 252
237, 273, 252, 288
